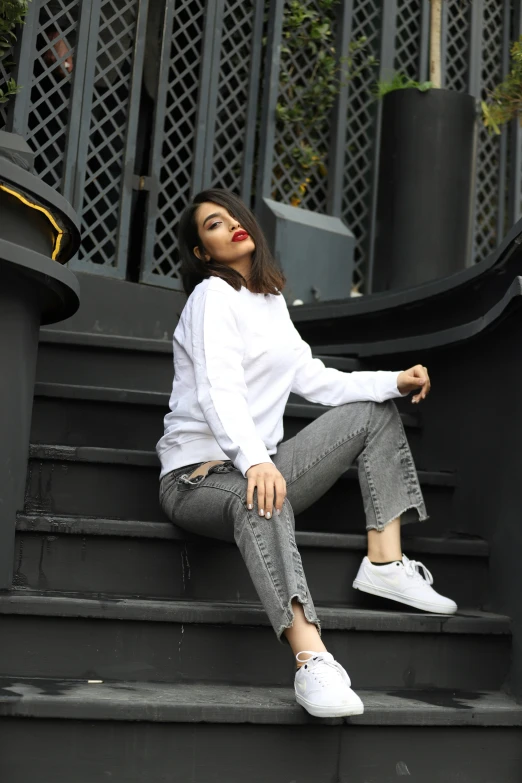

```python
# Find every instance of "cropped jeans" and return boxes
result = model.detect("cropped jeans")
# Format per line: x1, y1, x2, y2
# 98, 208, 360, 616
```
159, 400, 427, 640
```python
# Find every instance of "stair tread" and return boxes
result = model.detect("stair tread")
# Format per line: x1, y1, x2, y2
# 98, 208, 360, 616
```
1, 677, 520, 726
16, 512, 489, 556
28, 444, 453, 485
0, 590, 509, 634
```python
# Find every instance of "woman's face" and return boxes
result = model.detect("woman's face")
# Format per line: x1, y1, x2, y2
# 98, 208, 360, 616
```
194, 202, 256, 267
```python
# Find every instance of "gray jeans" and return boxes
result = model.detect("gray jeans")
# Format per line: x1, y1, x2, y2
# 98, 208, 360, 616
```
159, 401, 427, 640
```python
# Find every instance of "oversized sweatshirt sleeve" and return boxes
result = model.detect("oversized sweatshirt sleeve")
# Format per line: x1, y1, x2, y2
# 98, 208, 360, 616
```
191, 287, 273, 476
291, 333, 404, 405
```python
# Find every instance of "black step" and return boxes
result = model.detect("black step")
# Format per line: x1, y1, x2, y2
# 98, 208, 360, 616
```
24, 445, 456, 535
14, 514, 490, 608
36, 330, 363, 393
0, 592, 510, 690
31, 381, 422, 455
0, 679, 521, 783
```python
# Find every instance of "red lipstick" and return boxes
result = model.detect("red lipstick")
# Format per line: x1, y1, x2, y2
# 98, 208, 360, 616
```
232, 230, 249, 242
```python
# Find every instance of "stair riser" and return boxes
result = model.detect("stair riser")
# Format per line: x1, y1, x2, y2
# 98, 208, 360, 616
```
0, 615, 509, 690
36, 343, 173, 393
1, 720, 521, 783
13, 532, 489, 609
23, 458, 456, 535
31, 395, 423, 461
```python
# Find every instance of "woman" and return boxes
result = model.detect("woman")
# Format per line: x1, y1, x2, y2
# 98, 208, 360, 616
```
157, 188, 457, 719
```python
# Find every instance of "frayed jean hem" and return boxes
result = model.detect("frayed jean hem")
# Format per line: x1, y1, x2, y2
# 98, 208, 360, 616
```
365, 502, 429, 532
277, 593, 322, 644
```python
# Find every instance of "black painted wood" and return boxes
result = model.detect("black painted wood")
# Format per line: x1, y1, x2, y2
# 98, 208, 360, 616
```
30, 387, 424, 469
23, 445, 456, 533
290, 217, 522, 347
12, 522, 489, 608
36, 331, 362, 394
0, 593, 510, 690
0, 680, 521, 783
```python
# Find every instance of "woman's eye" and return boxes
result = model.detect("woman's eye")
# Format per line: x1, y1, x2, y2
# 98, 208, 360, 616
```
209, 221, 221, 230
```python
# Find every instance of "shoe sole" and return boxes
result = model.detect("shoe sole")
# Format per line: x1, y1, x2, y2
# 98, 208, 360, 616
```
352, 579, 458, 615
295, 693, 364, 718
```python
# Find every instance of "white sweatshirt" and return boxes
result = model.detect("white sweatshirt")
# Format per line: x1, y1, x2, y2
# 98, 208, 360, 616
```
157, 277, 403, 478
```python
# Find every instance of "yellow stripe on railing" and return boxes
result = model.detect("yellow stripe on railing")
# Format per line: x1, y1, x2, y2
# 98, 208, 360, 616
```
0, 183, 66, 262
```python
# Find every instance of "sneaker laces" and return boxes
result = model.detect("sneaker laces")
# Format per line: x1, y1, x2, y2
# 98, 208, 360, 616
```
403, 556, 433, 585
296, 651, 350, 688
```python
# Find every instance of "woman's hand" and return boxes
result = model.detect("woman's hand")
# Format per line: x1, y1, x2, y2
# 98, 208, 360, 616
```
246, 462, 287, 519
397, 365, 431, 404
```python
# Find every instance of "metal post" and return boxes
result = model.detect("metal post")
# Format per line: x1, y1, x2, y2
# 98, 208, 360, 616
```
140, 0, 175, 283
68, 0, 102, 214
10, 0, 40, 137
327, 0, 354, 218
192, 0, 224, 194
62, 0, 97, 205
467, 0, 484, 263
496, 0, 512, 244
366, 0, 397, 294
468, 0, 484, 99
508, 2, 522, 227
113, 0, 150, 272
241, 0, 266, 205
418, 0, 431, 82
255, 0, 285, 211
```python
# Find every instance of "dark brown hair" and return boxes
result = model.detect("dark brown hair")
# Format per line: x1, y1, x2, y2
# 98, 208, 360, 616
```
177, 188, 286, 296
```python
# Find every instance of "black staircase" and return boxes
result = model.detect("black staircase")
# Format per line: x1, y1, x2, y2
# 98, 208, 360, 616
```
2, 226, 522, 779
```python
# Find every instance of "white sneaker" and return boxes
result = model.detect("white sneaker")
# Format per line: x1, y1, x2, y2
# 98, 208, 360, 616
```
352, 554, 458, 614
294, 651, 364, 718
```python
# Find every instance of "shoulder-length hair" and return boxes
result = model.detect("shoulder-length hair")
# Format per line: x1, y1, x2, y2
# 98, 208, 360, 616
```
177, 188, 286, 296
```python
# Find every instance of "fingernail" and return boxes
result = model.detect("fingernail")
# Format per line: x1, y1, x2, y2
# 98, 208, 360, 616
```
266, 512, 271, 519
247, 504, 253, 510
276, 509, 281, 516
259, 509, 264, 516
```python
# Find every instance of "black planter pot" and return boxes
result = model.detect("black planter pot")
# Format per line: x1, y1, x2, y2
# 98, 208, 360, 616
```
372, 88, 476, 292
0, 134, 80, 589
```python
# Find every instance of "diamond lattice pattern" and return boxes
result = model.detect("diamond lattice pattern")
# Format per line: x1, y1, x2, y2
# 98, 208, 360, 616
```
211, 0, 255, 196
445, 0, 471, 92
393, 0, 422, 79
342, 0, 382, 291
474, 0, 504, 262
271, 0, 336, 215
0, 48, 14, 130
22, 0, 79, 189
79, 0, 138, 268
149, 0, 206, 283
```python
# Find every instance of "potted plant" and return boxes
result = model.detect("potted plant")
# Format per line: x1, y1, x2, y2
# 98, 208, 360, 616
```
372, 0, 476, 292
0, 0, 81, 591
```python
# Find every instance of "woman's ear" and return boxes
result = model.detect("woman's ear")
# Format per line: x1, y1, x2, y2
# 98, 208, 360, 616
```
194, 245, 210, 262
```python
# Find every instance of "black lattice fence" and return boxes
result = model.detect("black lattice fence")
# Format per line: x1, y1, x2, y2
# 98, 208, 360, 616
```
0, 47, 14, 129
342, 0, 382, 291
270, 0, 335, 215
13, 1, 81, 190
473, 0, 506, 260
139, 0, 264, 289
4, 0, 522, 293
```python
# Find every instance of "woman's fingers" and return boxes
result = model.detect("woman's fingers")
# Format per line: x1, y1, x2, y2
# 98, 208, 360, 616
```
412, 365, 431, 403
264, 479, 274, 518
245, 464, 287, 519
275, 476, 287, 513
256, 480, 266, 517
246, 477, 256, 510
